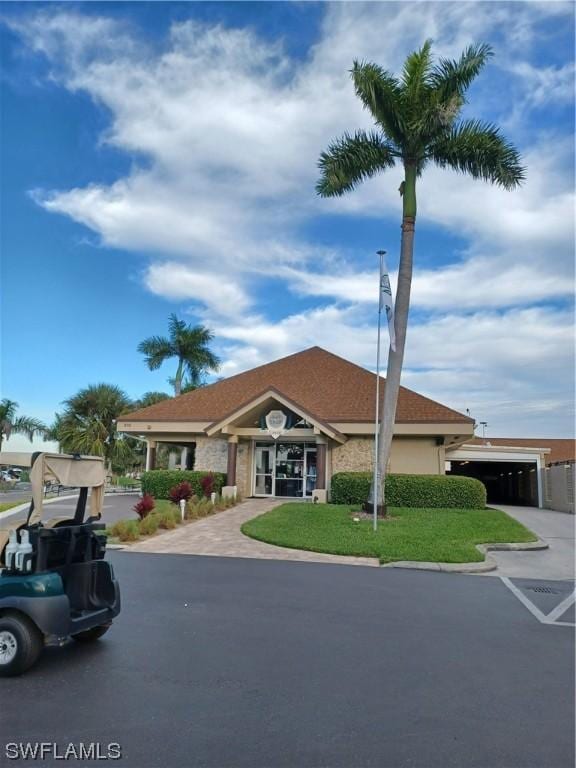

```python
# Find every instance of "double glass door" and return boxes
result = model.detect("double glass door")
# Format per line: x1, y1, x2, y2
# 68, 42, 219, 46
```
254, 442, 318, 497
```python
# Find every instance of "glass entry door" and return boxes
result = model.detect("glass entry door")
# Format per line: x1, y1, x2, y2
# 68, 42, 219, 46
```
254, 442, 318, 497
304, 447, 317, 497
275, 443, 304, 497
254, 445, 275, 496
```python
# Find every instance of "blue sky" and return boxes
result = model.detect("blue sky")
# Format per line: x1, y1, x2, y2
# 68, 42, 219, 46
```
1, 1, 574, 449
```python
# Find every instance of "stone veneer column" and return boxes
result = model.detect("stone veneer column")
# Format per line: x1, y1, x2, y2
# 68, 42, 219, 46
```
316, 440, 327, 489
226, 436, 238, 486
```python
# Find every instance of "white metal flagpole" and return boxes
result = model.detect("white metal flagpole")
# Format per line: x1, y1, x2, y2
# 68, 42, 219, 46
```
373, 250, 386, 532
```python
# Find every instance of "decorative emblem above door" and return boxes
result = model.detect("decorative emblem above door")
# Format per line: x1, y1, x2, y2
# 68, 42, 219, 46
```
264, 410, 288, 440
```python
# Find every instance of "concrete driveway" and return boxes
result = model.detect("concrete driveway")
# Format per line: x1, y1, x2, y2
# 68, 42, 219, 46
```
489, 505, 574, 581
2, 553, 573, 768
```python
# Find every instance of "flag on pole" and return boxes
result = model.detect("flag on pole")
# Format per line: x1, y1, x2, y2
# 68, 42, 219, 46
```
379, 255, 396, 352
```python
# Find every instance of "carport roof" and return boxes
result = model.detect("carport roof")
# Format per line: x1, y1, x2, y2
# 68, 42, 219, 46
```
122, 347, 474, 425
469, 438, 574, 465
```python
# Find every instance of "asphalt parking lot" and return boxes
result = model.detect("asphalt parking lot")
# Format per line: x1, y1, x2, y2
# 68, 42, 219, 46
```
0, 492, 138, 526
1, 553, 574, 768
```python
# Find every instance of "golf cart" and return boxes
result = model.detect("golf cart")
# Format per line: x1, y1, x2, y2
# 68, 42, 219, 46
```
0, 452, 120, 676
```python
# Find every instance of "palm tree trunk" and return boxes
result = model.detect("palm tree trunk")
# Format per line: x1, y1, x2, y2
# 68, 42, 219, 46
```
376, 163, 417, 512
174, 359, 183, 396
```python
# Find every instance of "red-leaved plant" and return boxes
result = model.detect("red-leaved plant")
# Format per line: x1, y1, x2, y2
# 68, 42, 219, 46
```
133, 493, 155, 520
200, 472, 216, 498
169, 481, 194, 505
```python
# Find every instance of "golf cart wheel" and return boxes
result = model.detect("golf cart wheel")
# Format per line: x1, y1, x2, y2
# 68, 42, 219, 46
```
0, 614, 43, 677
71, 623, 111, 642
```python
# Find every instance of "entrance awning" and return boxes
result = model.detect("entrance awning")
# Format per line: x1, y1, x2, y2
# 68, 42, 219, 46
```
204, 388, 346, 443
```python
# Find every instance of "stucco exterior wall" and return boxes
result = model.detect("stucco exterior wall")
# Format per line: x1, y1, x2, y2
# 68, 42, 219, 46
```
193, 436, 228, 474
389, 438, 443, 474
330, 436, 442, 476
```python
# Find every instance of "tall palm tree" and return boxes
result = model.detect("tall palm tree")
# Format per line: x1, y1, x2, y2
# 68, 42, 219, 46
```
316, 42, 524, 511
0, 399, 47, 450
54, 384, 134, 470
138, 314, 220, 396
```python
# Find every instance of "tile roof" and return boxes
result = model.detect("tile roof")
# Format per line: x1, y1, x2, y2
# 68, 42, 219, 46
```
469, 437, 575, 465
123, 347, 473, 426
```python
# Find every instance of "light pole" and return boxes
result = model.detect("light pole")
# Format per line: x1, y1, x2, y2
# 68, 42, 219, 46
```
372, 250, 386, 532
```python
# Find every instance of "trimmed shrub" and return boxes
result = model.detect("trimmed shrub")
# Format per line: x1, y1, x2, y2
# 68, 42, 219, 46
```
141, 470, 226, 499
330, 472, 486, 509
133, 493, 156, 520
169, 481, 194, 505
138, 513, 160, 536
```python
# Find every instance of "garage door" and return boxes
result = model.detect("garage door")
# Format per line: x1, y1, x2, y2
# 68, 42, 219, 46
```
447, 459, 539, 506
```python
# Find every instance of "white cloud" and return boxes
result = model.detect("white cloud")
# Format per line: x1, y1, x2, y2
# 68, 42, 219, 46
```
286, 255, 574, 310
144, 262, 251, 318
510, 61, 575, 107
6, 3, 575, 436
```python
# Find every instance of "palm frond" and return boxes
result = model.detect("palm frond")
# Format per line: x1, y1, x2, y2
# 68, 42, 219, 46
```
11, 416, 47, 441
0, 399, 19, 423
429, 119, 525, 189
430, 43, 493, 101
168, 313, 187, 341
316, 130, 397, 197
401, 39, 433, 98
137, 336, 174, 371
351, 61, 404, 145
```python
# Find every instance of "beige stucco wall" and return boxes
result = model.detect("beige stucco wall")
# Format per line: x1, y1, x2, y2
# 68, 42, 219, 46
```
330, 437, 443, 476
193, 436, 228, 474
390, 438, 444, 474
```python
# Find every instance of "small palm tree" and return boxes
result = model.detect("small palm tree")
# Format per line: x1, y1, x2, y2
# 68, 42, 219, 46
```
317, 41, 524, 511
54, 384, 134, 470
138, 315, 220, 396
134, 391, 172, 409
0, 399, 47, 450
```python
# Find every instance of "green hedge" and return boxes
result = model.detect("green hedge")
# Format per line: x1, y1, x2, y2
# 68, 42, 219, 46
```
141, 470, 226, 499
330, 472, 486, 509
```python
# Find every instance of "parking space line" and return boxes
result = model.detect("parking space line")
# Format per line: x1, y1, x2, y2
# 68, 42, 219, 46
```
546, 590, 576, 623
500, 577, 576, 627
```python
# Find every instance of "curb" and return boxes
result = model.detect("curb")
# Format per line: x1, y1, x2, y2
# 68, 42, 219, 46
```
381, 538, 549, 573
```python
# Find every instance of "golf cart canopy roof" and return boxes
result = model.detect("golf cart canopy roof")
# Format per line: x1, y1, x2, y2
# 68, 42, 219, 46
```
0, 452, 106, 525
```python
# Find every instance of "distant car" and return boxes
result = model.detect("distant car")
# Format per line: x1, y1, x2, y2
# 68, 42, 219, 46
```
1, 469, 19, 482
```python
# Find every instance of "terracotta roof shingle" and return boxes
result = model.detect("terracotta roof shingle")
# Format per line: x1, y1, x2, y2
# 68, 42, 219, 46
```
122, 347, 474, 425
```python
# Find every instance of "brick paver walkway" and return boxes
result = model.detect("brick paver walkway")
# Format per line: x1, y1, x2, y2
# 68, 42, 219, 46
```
129, 498, 378, 567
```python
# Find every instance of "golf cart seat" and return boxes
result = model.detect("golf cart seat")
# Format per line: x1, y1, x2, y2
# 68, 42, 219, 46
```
0, 452, 120, 676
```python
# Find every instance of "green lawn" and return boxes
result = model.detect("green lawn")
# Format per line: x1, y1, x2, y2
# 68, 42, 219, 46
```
241, 503, 537, 564
0, 501, 26, 515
